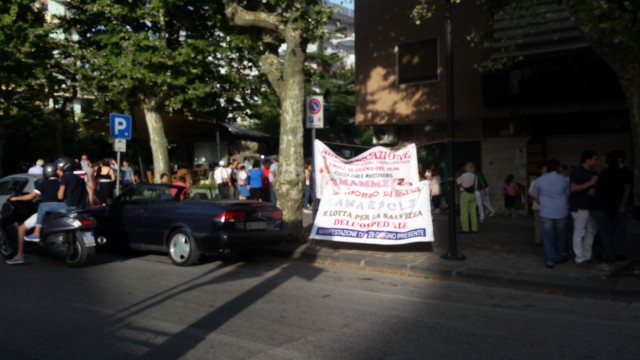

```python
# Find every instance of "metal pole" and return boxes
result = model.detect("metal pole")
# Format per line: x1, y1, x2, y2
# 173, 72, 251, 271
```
116, 151, 121, 197
441, 0, 465, 260
216, 124, 221, 161
311, 127, 317, 248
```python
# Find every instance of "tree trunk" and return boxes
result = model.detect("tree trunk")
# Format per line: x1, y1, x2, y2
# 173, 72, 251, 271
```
564, 1, 640, 209
619, 75, 640, 206
221, 2, 310, 240
274, 31, 306, 241
142, 100, 170, 182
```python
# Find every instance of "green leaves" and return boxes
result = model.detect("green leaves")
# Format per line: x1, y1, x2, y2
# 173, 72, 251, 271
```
62, 0, 262, 117
1, 0, 54, 122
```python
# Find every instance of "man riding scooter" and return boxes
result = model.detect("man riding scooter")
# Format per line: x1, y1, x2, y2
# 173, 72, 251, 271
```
6, 163, 61, 264
25, 157, 87, 243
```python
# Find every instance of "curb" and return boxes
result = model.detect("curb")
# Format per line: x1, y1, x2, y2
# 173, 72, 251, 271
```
260, 244, 640, 301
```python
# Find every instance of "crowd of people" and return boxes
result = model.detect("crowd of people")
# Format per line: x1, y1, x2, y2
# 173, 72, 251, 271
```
205, 157, 282, 205
21, 155, 140, 207
16, 150, 631, 270
530, 150, 632, 269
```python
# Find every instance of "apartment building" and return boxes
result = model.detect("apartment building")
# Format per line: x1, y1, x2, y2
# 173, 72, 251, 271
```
355, 0, 631, 212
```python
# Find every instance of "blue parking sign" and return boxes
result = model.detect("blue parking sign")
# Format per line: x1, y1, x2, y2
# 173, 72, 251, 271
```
110, 113, 132, 140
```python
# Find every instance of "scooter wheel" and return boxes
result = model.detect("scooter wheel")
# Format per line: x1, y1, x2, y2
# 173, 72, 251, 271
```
63, 231, 89, 267
0, 229, 18, 260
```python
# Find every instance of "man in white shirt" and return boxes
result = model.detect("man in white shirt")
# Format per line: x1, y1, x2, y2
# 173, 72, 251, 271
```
27, 159, 45, 175
213, 160, 231, 199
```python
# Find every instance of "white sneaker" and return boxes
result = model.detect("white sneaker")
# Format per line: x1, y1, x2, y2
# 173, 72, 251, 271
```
6, 256, 24, 265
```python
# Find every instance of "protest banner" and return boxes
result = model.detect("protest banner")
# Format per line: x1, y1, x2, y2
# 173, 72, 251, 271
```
310, 140, 433, 244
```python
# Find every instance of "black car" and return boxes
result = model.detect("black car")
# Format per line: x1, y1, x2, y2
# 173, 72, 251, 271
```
90, 184, 283, 266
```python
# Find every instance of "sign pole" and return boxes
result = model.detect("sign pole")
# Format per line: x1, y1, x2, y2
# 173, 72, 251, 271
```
306, 95, 323, 248
110, 113, 131, 197
116, 151, 121, 196
311, 127, 317, 248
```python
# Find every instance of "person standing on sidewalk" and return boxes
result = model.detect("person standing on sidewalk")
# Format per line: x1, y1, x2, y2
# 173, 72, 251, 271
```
268, 157, 278, 205
248, 160, 264, 201
303, 160, 313, 212
425, 166, 441, 213
228, 159, 239, 200
612, 149, 633, 260
531, 159, 569, 268
95, 158, 115, 204
503, 174, 518, 217
569, 150, 599, 268
474, 169, 489, 222
213, 160, 231, 199
592, 152, 624, 270
236, 165, 250, 200
528, 164, 548, 245
480, 175, 495, 218
120, 160, 136, 191
456, 162, 478, 233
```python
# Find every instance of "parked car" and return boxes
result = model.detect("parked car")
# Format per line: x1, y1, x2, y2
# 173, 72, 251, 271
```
0, 173, 42, 206
89, 184, 284, 266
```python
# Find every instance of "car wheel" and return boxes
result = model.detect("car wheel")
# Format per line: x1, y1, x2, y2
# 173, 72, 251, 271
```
168, 229, 201, 266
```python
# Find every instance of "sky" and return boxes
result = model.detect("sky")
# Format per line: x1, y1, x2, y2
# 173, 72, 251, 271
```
328, 0, 354, 10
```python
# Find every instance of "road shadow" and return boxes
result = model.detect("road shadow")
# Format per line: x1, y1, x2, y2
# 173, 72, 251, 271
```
104, 260, 323, 359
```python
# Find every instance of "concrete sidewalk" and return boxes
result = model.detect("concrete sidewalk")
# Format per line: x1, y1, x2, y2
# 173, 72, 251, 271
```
264, 211, 640, 301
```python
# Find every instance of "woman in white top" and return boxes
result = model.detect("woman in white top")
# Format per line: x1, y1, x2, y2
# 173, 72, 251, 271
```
236, 165, 250, 200
425, 167, 441, 213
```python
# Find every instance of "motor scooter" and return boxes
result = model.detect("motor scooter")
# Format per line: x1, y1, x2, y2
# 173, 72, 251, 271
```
0, 199, 98, 267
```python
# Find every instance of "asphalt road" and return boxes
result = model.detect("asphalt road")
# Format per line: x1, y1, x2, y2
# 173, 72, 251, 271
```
2, 252, 640, 360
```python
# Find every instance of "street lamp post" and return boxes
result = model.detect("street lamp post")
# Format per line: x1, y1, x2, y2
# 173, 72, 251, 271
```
441, 0, 465, 261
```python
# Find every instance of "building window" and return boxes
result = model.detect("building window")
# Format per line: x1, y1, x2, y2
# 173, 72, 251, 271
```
397, 38, 439, 85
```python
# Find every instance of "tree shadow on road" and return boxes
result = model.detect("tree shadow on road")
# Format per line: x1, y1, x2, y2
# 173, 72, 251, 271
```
105, 260, 323, 359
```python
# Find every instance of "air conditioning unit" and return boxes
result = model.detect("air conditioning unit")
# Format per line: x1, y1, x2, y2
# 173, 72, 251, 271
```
372, 125, 398, 145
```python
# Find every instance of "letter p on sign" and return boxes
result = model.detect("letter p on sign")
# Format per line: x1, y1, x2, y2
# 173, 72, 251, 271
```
110, 113, 132, 140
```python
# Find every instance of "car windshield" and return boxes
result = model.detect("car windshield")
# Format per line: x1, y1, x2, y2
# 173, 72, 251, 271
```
0, 178, 29, 196
117, 185, 185, 204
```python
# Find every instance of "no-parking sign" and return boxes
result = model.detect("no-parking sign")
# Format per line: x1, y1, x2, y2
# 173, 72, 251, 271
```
306, 96, 324, 129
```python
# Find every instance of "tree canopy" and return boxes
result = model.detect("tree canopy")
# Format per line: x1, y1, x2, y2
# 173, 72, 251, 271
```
61, 0, 264, 178
0, 0, 63, 174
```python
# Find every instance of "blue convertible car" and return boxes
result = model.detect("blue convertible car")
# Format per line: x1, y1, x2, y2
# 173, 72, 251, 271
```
90, 184, 283, 266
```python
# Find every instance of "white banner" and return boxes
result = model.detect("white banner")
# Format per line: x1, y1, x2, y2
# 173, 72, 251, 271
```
313, 140, 420, 199
310, 140, 433, 244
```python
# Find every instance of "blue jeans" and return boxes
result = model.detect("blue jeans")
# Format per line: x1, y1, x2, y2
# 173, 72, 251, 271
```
269, 183, 277, 204
614, 205, 632, 257
541, 216, 567, 265
593, 210, 618, 264
303, 185, 311, 208
35, 202, 69, 227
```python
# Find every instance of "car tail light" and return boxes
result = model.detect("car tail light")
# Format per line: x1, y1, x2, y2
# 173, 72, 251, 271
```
215, 211, 246, 222
80, 219, 95, 227
271, 210, 282, 219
